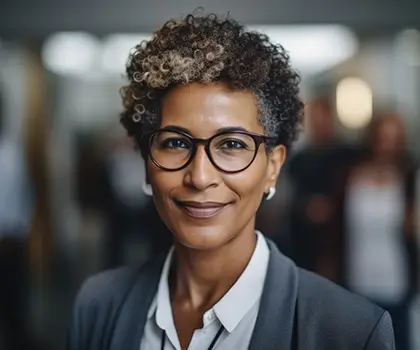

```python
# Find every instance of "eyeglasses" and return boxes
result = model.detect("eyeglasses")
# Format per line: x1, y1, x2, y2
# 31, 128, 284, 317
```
144, 128, 275, 173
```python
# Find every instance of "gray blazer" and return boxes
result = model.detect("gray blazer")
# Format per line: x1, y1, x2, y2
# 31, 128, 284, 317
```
67, 239, 395, 350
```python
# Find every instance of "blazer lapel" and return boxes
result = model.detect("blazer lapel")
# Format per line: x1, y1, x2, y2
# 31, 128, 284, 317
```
108, 240, 298, 350
249, 240, 299, 350
109, 255, 165, 350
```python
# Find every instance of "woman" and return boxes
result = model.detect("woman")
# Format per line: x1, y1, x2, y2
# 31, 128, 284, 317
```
326, 114, 418, 350
67, 13, 394, 350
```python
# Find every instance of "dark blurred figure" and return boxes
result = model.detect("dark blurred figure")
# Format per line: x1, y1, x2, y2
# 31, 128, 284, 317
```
329, 113, 418, 350
99, 133, 173, 267
0, 90, 34, 349
102, 134, 151, 267
287, 97, 355, 275
77, 129, 171, 268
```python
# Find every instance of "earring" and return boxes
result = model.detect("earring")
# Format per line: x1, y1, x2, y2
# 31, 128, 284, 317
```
142, 182, 153, 196
265, 187, 276, 201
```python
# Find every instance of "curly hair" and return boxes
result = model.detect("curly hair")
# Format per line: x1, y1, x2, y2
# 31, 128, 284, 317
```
120, 13, 304, 149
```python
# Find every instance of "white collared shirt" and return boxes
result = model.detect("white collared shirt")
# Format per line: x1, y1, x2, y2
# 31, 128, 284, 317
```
140, 231, 270, 350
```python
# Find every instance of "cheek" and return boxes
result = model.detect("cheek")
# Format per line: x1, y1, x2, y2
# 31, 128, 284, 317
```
224, 156, 268, 201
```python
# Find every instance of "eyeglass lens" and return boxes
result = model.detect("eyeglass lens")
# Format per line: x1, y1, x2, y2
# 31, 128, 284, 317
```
150, 130, 258, 172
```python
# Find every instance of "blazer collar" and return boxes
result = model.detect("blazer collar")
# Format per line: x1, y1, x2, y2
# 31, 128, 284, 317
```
110, 238, 298, 350
109, 255, 165, 350
249, 239, 298, 350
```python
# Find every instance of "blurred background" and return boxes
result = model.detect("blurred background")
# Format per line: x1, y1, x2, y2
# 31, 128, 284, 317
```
0, 0, 420, 349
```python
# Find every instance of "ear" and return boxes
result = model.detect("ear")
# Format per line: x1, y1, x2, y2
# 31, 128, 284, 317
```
265, 145, 286, 192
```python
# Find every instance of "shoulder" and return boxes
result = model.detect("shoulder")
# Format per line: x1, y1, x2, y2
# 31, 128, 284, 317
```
67, 266, 140, 350
296, 269, 394, 349
74, 265, 140, 308
74, 253, 165, 309
298, 268, 383, 320
71, 264, 145, 332
67, 257, 164, 350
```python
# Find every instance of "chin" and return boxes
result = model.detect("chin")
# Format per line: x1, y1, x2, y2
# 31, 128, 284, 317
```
172, 224, 233, 251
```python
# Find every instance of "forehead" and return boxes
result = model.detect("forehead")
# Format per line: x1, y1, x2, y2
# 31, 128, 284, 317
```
160, 83, 263, 136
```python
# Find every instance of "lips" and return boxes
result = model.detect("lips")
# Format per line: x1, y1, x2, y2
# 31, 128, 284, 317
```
174, 200, 230, 219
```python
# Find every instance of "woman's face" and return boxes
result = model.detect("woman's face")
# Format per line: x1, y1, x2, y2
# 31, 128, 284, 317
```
146, 83, 285, 250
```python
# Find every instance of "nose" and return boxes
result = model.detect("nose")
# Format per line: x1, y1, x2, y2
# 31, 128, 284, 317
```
183, 145, 220, 190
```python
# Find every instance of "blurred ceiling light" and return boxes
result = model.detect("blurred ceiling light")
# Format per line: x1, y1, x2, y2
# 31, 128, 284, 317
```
336, 77, 373, 129
101, 34, 152, 74
248, 25, 358, 74
42, 32, 100, 76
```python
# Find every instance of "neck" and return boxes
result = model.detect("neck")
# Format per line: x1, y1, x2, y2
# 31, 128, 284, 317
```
170, 224, 257, 311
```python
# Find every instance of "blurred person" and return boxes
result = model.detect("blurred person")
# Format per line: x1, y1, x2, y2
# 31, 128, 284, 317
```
328, 113, 419, 350
287, 97, 356, 275
76, 127, 171, 268
76, 128, 170, 269
102, 129, 174, 266
67, 13, 394, 350
104, 133, 150, 265
98, 129, 151, 266
0, 89, 34, 348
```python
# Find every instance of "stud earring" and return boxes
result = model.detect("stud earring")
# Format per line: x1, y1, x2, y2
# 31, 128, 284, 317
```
142, 182, 153, 196
265, 187, 276, 200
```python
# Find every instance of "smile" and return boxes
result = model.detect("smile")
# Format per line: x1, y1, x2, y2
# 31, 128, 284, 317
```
174, 200, 230, 219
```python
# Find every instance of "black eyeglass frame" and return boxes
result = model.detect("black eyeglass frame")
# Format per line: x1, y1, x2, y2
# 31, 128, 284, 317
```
143, 128, 276, 174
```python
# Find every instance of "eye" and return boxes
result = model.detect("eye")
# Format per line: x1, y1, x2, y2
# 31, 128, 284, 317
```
219, 139, 247, 149
161, 138, 190, 149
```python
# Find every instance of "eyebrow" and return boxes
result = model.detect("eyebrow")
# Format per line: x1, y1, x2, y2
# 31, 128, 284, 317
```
161, 125, 251, 135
